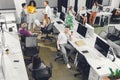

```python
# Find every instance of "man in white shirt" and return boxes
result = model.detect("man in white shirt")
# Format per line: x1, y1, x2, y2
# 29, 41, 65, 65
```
44, 1, 52, 19
57, 26, 75, 69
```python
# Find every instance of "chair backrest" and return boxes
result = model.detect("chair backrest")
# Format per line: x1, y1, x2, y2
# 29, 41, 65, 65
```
32, 67, 52, 80
98, 31, 108, 39
108, 26, 115, 34
47, 23, 54, 31
25, 36, 37, 48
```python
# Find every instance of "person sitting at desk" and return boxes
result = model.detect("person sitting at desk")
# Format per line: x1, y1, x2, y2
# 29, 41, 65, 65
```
79, 6, 87, 25
89, 1, 99, 26
41, 14, 51, 33
28, 55, 46, 79
57, 26, 75, 69
41, 14, 51, 28
111, 8, 120, 22
28, 55, 46, 71
115, 9, 119, 16
19, 23, 32, 36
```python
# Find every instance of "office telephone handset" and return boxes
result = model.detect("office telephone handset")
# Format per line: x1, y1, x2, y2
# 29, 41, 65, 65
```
107, 47, 116, 62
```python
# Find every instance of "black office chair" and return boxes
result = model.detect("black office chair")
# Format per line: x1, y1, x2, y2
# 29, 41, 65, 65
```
74, 53, 90, 80
22, 36, 40, 64
32, 63, 53, 80
54, 47, 74, 64
54, 50, 64, 63
107, 26, 120, 41
41, 23, 55, 42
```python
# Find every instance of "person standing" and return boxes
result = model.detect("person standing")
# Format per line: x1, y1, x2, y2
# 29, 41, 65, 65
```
89, 1, 98, 26
43, 1, 52, 19
27, 0, 37, 31
21, 3, 27, 24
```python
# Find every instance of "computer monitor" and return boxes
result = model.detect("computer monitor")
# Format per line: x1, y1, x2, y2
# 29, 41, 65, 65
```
85, 23, 94, 37
77, 24, 87, 37
94, 37, 110, 57
99, 5, 103, 11
60, 12, 65, 21
60, 6, 66, 21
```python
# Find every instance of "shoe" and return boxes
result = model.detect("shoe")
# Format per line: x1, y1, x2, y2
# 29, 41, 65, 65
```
67, 64, 71, 69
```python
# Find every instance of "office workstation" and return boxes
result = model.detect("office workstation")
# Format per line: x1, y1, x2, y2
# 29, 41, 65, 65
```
0, 0, 120, 80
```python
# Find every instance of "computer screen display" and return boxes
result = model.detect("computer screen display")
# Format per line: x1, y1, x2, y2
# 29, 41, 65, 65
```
77, 24, 87, 37
60, 12, 65, 21
94, 37, 110, 57
99, 5, 103, 11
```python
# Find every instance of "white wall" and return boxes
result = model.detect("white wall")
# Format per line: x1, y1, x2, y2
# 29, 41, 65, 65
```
78, 0, 86, 11
111, 0, 120, 9
13, 0, 26, 23
68, 0, 86, 12
69, 0, 75, 7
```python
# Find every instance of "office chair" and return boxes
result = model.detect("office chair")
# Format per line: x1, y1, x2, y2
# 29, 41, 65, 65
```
54, 47, 74, 64
41, 23, 55, 42
74, 53, 90, 80
54, 50, 64, 63
32, 63, 53, 80
107, 26, 120, 41
98, 30, 108, 40
22, 36, 40, 64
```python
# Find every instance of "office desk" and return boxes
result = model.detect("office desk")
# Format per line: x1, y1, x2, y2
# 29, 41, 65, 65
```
52, 17, 119, 80
0, 13, 16, 22
0, 13, 28, 80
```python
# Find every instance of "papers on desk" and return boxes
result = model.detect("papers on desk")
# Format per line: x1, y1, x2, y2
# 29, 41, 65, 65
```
75, 40, 86, 46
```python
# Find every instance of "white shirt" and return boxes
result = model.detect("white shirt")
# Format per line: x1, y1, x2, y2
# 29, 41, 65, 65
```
92, 6, 98, 12
45, 5, 52, 18
79, 10, 87, 16
58, 32, 69, 44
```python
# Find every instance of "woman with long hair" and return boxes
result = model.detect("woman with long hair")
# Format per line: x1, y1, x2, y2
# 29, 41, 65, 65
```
41, 14, 50, 28
28, 55, 46, 71
89, 1, 98, 26
27, 0, 37, 31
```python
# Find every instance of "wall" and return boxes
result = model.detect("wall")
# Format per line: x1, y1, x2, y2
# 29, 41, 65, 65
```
26, 0, 58, 8
13, 0, 26, 23
68, 0, 86, 11
111, 0, 120, 9
78, 0, 86, 11
0, 0, 15, 10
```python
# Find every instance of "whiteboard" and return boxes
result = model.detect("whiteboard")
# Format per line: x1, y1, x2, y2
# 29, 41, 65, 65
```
26, 0, 58, 8
0, 0, 15, 10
